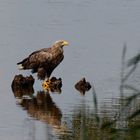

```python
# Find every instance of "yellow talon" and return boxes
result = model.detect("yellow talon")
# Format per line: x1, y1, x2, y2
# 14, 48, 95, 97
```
42, 79, 51, 91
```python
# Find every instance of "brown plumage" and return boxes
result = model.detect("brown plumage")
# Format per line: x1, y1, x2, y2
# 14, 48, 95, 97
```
17, 40, 69, 80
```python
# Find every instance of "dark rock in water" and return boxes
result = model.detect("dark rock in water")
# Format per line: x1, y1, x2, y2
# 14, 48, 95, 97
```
75, 77, 91, 95
11, 74, 34, 98
12, 74, 34, 88
42, 77, 62, 93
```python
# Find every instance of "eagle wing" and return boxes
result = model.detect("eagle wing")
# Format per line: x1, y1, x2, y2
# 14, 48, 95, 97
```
17, 48, 53, 69
28, 48, 53, 65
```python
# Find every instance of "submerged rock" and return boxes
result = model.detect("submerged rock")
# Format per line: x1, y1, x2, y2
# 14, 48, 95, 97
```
75, 77, 91, 95
42, 77, 62, 93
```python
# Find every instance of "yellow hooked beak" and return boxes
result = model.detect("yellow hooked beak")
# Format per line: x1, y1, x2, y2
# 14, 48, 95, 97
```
62, 41, 69, 46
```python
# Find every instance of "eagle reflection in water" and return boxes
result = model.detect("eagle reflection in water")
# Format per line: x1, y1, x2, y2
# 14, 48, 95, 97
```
13, 90, 62, 129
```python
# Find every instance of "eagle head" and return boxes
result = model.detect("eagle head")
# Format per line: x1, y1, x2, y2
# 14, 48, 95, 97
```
54, 40, 69, 47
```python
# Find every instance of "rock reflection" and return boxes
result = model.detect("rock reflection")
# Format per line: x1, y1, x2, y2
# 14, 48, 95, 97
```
25, 91, 62, 126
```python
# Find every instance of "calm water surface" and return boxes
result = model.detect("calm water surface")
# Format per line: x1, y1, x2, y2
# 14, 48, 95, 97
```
0, 0, 140, 139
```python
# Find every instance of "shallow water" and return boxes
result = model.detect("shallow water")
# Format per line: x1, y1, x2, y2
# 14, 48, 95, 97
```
0, 0, 140, 139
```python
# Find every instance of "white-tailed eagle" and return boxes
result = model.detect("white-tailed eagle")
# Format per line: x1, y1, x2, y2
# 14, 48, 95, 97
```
17, 40, 69, 80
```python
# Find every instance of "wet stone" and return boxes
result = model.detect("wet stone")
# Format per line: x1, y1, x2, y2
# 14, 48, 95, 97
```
75, 77, 91, 95
11, 74, 35, 98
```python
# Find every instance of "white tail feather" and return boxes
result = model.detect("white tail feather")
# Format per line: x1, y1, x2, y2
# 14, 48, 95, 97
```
17, 64, 24, 70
